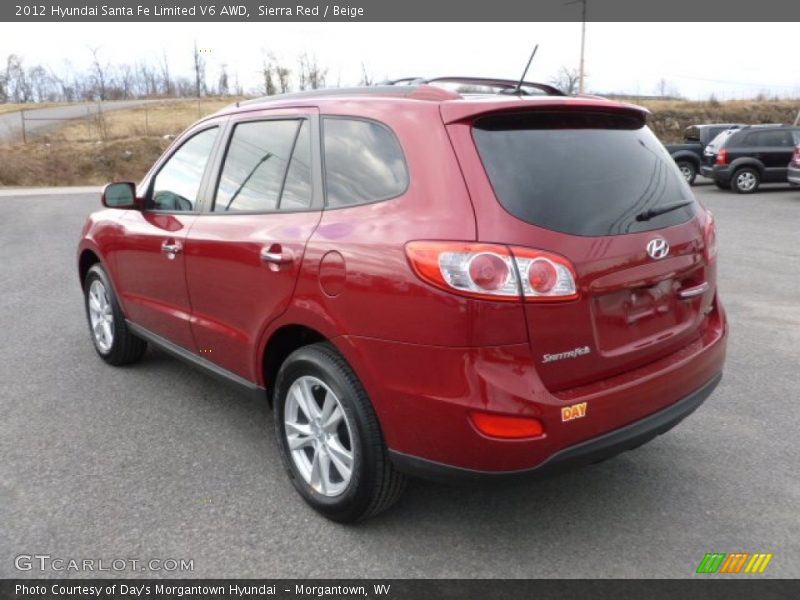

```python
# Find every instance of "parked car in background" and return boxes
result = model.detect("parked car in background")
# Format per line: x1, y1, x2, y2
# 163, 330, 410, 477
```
788, 145, 800, 186
665, 124, 742, 184
77, 78, 727, 521
701, 125, 800, 193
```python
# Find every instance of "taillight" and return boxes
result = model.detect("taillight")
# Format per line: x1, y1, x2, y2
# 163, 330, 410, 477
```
792, 146, 800, 166
716, 149, 728, 166
405, 241, 578, 302
704, 212, 718, 262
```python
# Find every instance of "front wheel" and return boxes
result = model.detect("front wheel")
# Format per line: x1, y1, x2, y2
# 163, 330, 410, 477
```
676, 160, 697, 185
731, 167, 760, 194
274, 343, 407, 522
84, 264, 146, 365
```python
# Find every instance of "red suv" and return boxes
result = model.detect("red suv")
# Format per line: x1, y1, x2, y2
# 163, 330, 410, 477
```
78, 78, 728, 522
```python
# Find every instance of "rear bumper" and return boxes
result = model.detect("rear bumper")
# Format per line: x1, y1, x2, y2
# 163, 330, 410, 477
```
338, 296, 727, 475
706, 165, 733, 185
390, 372, 721, 483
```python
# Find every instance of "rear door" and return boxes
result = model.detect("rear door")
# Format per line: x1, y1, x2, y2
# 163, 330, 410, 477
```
751, 129, 796, 181
114, 123, 222, 350
446, 107, 715, 392
184, 108, 323, 382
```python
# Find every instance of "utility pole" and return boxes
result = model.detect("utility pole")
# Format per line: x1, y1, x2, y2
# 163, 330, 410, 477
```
567, 0, 588, 95
578, 0, 587, 94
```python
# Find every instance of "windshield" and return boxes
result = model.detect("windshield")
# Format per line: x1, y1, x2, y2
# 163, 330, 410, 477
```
472, 111, 697, 236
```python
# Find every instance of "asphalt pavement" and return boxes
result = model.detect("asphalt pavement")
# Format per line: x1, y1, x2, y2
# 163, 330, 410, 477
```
0, 182, 798, 578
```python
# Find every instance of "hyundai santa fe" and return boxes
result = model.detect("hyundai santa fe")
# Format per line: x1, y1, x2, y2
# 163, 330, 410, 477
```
77, 77, 728, 522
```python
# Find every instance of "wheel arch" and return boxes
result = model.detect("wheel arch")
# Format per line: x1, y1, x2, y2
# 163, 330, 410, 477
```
78, 248, 102, 290
671, 152, 700, 167
261, 323, 328, 403
729, 157, 765, 175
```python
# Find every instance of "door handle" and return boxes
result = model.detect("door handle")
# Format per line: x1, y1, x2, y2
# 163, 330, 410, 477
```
677, 282, 709, 299
260, 245, 293, 265
161, 240, 183, 255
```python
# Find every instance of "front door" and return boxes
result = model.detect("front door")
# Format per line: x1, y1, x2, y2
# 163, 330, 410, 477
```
114, 125, 221, 350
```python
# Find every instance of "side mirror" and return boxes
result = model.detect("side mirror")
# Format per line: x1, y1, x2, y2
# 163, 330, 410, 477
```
102, 182, 139, 209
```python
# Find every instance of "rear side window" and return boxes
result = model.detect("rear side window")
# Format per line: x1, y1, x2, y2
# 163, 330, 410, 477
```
473, 112, 696, 236
322, 117, 408, 208
215, 119, 312, 212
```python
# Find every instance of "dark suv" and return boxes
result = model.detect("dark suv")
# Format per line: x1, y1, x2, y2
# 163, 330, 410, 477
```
78, 78, 727, 521
702, 125, 800, 193
665, 124, 741, 185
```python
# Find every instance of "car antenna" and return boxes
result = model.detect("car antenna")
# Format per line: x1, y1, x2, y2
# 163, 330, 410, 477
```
513, 44, 539, 94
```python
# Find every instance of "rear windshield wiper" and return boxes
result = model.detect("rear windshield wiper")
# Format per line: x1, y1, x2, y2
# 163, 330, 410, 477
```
636, 200, 694, 222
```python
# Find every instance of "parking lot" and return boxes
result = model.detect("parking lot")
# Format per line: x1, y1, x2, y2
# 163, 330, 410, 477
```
1, 181, 798, 578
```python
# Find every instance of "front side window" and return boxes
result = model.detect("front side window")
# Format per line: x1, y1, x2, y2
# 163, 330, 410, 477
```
150, 127, 218, 211
322, 118, 408, 208
215, 119, 311, 212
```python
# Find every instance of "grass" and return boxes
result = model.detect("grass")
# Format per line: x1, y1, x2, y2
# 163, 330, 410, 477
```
37, 97, 240, 143
0, 97, 243, 187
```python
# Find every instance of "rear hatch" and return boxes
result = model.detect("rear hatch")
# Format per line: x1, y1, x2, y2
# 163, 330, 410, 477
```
447, 105, 716, 392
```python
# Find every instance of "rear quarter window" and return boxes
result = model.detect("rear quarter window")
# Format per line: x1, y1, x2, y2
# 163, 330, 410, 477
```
472, 111, 696, 236
322, 117, 408, 208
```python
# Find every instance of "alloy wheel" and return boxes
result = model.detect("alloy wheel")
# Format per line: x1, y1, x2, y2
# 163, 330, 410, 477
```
284, 376, 355, 497
736, 171, 757, 192
87, 279, 114, 353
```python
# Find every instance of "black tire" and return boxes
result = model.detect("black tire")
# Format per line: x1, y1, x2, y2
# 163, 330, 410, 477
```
273, 343, 407, 522
676, 160, 697, 185
714, 180, 727, 190
730, 167, 760, 194
84, 264, 147, 366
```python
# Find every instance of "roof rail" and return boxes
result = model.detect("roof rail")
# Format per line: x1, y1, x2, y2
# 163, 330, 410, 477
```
382, 76, 565, 97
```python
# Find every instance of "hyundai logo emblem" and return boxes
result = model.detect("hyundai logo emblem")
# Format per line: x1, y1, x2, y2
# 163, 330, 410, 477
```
646, 237, 669, 260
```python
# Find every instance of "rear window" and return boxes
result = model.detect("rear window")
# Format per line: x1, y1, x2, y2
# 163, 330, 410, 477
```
472, 112, 696, 236
707, 130, 735, 152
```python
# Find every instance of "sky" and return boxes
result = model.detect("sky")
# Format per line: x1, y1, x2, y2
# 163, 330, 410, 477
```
1, 22, 799, 100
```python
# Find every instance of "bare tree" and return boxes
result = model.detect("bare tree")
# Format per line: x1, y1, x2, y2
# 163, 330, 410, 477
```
28, 65, 54, 102
655, 78, 681, 99
359, 62, 373, 86
549, 66, 581, 95
273, 56, 291, 94
261, 52, 276, 95
192, 40, 206, 98
6, 55, 32, 102
159, 50, 173, 96
135, 61, 151, 96
298, 53, 326, 90
117, 64, 135, 99
88, 46, 108, 101
0, 69, 7, 103
297, 54, 308, 91
218, 64, 229, 96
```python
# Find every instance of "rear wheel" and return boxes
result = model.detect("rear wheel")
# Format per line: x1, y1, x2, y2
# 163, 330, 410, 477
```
676, 160, 697, 185
84, 264, 146, 365
714, 181, 727, 190
731, 167, 760, 194
274, 343, 407, 522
